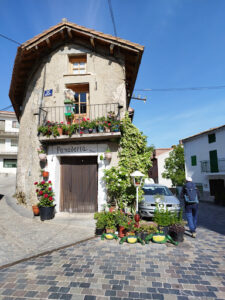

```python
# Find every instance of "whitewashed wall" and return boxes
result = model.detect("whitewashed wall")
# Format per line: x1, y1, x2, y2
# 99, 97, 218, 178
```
157, 150, 173, 187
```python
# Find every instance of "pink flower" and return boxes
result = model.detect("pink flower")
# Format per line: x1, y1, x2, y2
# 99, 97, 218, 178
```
48, 187, 52, 191
49, 196, 53, 201
108, 123, 111, 126
41, 181, 45, 185
44, 194, 48, 198
60, 122, 63, 124
39, 191, 43, 195
34, 182, 38, 185
82, 117, 86, 121
80, 131, 84, 134
87, 118, 90, 121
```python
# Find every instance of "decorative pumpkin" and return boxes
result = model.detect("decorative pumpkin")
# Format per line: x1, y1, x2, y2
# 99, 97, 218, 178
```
145, 233, 178, 245
101, 233, 118, 241
119, 235, 144, 245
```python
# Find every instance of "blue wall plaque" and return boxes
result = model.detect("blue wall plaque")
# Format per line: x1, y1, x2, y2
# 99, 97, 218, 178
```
44, 89, 53, 97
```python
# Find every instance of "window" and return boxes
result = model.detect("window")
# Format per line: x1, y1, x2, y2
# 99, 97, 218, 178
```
12, 121, 19, 128
191, 155, 197, 166
3, 159, 17, 168
69, 55, 87, 74
66, 84, 89, 116
0, 139, 5, 150
11, 139, 18, 147
0, 120, 5, 131
208, 133, 216, 143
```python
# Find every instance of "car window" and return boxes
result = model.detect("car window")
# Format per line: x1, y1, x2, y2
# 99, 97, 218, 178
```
143, 186, 173, 196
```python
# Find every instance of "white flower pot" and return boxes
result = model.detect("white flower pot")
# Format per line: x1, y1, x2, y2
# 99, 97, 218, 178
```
104, 152, 112, 160
39, 153, 47, 161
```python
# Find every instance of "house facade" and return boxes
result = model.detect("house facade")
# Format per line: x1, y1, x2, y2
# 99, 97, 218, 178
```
181, 125, 225, 204
149, 148, 173, 187
0, 111, 19, 174
9, 19, 144, 212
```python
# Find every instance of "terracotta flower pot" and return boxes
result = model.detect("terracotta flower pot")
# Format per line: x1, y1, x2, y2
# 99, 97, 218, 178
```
106, 228, 115, 234
32, 205, 40, 216
42, 171, 49, 178
119, 226, 126, 238
57, 127, 63, 135
134, 213, 140, 222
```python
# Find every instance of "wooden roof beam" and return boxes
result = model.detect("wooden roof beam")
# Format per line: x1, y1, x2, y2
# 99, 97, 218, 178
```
90, 37, 95, 49
110, 44, 114, 55
67, 28, 73, 39
46, 38, 51, 48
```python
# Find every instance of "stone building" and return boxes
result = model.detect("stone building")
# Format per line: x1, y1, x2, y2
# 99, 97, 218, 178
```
0, 111, 19, 174
9, 19, 144, 212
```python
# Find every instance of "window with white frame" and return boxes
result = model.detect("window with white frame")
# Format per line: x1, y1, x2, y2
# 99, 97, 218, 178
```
12, 121, 19, 128
0, 120, 5, 131
11, 139, 18, 147
3, 159, 17, 168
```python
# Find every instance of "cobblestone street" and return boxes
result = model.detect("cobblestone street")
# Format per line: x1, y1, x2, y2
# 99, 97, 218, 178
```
0, 202, 225, 300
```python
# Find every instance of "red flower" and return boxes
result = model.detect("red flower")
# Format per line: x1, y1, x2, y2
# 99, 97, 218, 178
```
41, 181, 45, 185
82, 117, 86, 121
105, 121, 107, 124
108, 123, 111, 126
34, 182, 38, 185
48, 181, 52, 184
60, 122, 63, 124
87, 118, 90, 121
47, 121, 50, 123
80, 131, 84, 134
44, 194, 48, 198
49, 196, 53, 201
39, 190, 43, 195
36, 189, 39, 193
48, 187, 52, 191
67, 122, 71, 125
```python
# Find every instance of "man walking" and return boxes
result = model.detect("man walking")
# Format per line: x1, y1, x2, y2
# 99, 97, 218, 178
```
181, 177, 199, 238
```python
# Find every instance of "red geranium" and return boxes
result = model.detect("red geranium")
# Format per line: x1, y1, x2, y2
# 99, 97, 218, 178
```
36, 189, 39, 193
49, 197, 53, 201
41, 181, 45, 185
44, 194, 48, 198
34, 182, 38, 185
48, 187, 52, 191
39, 190, 43, 195
48, 181, 51, 184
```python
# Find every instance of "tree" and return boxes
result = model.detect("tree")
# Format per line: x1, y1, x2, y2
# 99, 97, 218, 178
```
162, 144, 185, 186
103, 113, 152, 211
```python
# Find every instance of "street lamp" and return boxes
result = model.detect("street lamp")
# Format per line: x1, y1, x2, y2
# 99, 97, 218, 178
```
130, 170, 145, 214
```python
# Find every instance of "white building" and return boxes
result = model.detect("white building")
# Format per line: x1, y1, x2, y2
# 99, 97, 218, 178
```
149, 148, 173, 187
0, 111, 19, 174
181, 125, 225, 203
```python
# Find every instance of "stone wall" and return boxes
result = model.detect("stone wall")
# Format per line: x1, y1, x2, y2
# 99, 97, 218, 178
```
16, 43, 126, 207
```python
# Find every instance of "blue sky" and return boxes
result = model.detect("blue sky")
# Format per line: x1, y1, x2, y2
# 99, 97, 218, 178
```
0, 0, 225, 147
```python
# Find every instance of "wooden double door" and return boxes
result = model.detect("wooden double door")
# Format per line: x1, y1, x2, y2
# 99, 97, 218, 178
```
60, 156, 98, 213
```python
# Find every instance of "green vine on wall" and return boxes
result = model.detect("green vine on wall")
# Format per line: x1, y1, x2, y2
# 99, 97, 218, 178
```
103, 113, 152, 211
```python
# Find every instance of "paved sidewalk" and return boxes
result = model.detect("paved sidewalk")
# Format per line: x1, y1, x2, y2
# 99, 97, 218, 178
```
0, 175, 95, 268
0, 200, 224, 299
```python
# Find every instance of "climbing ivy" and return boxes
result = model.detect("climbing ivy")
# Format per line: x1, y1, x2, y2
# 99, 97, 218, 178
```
103, 113, 152, 211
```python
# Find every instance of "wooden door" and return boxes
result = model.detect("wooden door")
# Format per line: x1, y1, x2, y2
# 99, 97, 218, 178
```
61, 156, 98, 213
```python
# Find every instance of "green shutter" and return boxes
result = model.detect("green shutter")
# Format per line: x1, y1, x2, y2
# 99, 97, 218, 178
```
208, 133, 216, 143
191, 155, 197, 166
209, 150, 218, 172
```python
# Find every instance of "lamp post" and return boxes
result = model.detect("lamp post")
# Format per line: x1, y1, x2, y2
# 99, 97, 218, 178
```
130, 170, 145, 216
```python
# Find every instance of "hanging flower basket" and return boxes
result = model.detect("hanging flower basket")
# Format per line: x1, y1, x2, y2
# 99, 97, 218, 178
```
104, 151, 112, 160
42, 171, 49, 178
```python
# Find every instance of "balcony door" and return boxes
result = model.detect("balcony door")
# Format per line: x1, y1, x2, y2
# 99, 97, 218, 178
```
209, 150, 218, 173
66, 84, 89, 119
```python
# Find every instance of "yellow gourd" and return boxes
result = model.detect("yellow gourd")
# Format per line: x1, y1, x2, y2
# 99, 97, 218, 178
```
127, 237, 137, 244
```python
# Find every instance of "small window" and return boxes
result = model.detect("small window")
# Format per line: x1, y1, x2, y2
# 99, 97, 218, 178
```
69, 55, 87, 74
208, 133, 216, 143
0, 120, 5, 131
3, 159, 17, 168
12, 121, 19, 128
191, 155, 197, 166
11, 139, 18, 147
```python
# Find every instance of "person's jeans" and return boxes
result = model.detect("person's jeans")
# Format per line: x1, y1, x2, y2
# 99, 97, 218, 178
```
185, 203, 198, 233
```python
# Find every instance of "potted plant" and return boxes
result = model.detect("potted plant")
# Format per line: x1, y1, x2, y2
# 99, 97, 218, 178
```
57, 122, 64, 135
34, 180, 55, 221
37, 147, 47, 161
111, 120, 120, 132
116, 212, 129, 238
42, 170, 49, 178
94, 212, 106, 236
32, 204, 40, 216
104, 148, 112, 160
105, 212, 117, 233
168, 209, 185, 242
97, 117, 105, 133
104, 121, 111, 133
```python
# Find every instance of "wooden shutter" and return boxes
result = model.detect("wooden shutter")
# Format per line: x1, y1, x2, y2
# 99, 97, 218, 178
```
209, 150, 218, 173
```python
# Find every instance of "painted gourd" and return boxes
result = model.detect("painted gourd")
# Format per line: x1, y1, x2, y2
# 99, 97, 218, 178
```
152, 234, 166, 243
105, 233, 114, 240
127, 236, 137, 244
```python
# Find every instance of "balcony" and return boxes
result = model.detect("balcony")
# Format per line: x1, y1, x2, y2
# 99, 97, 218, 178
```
38, 103, 123, 143
0, 131, 19, 138
201, 159, 225, 174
